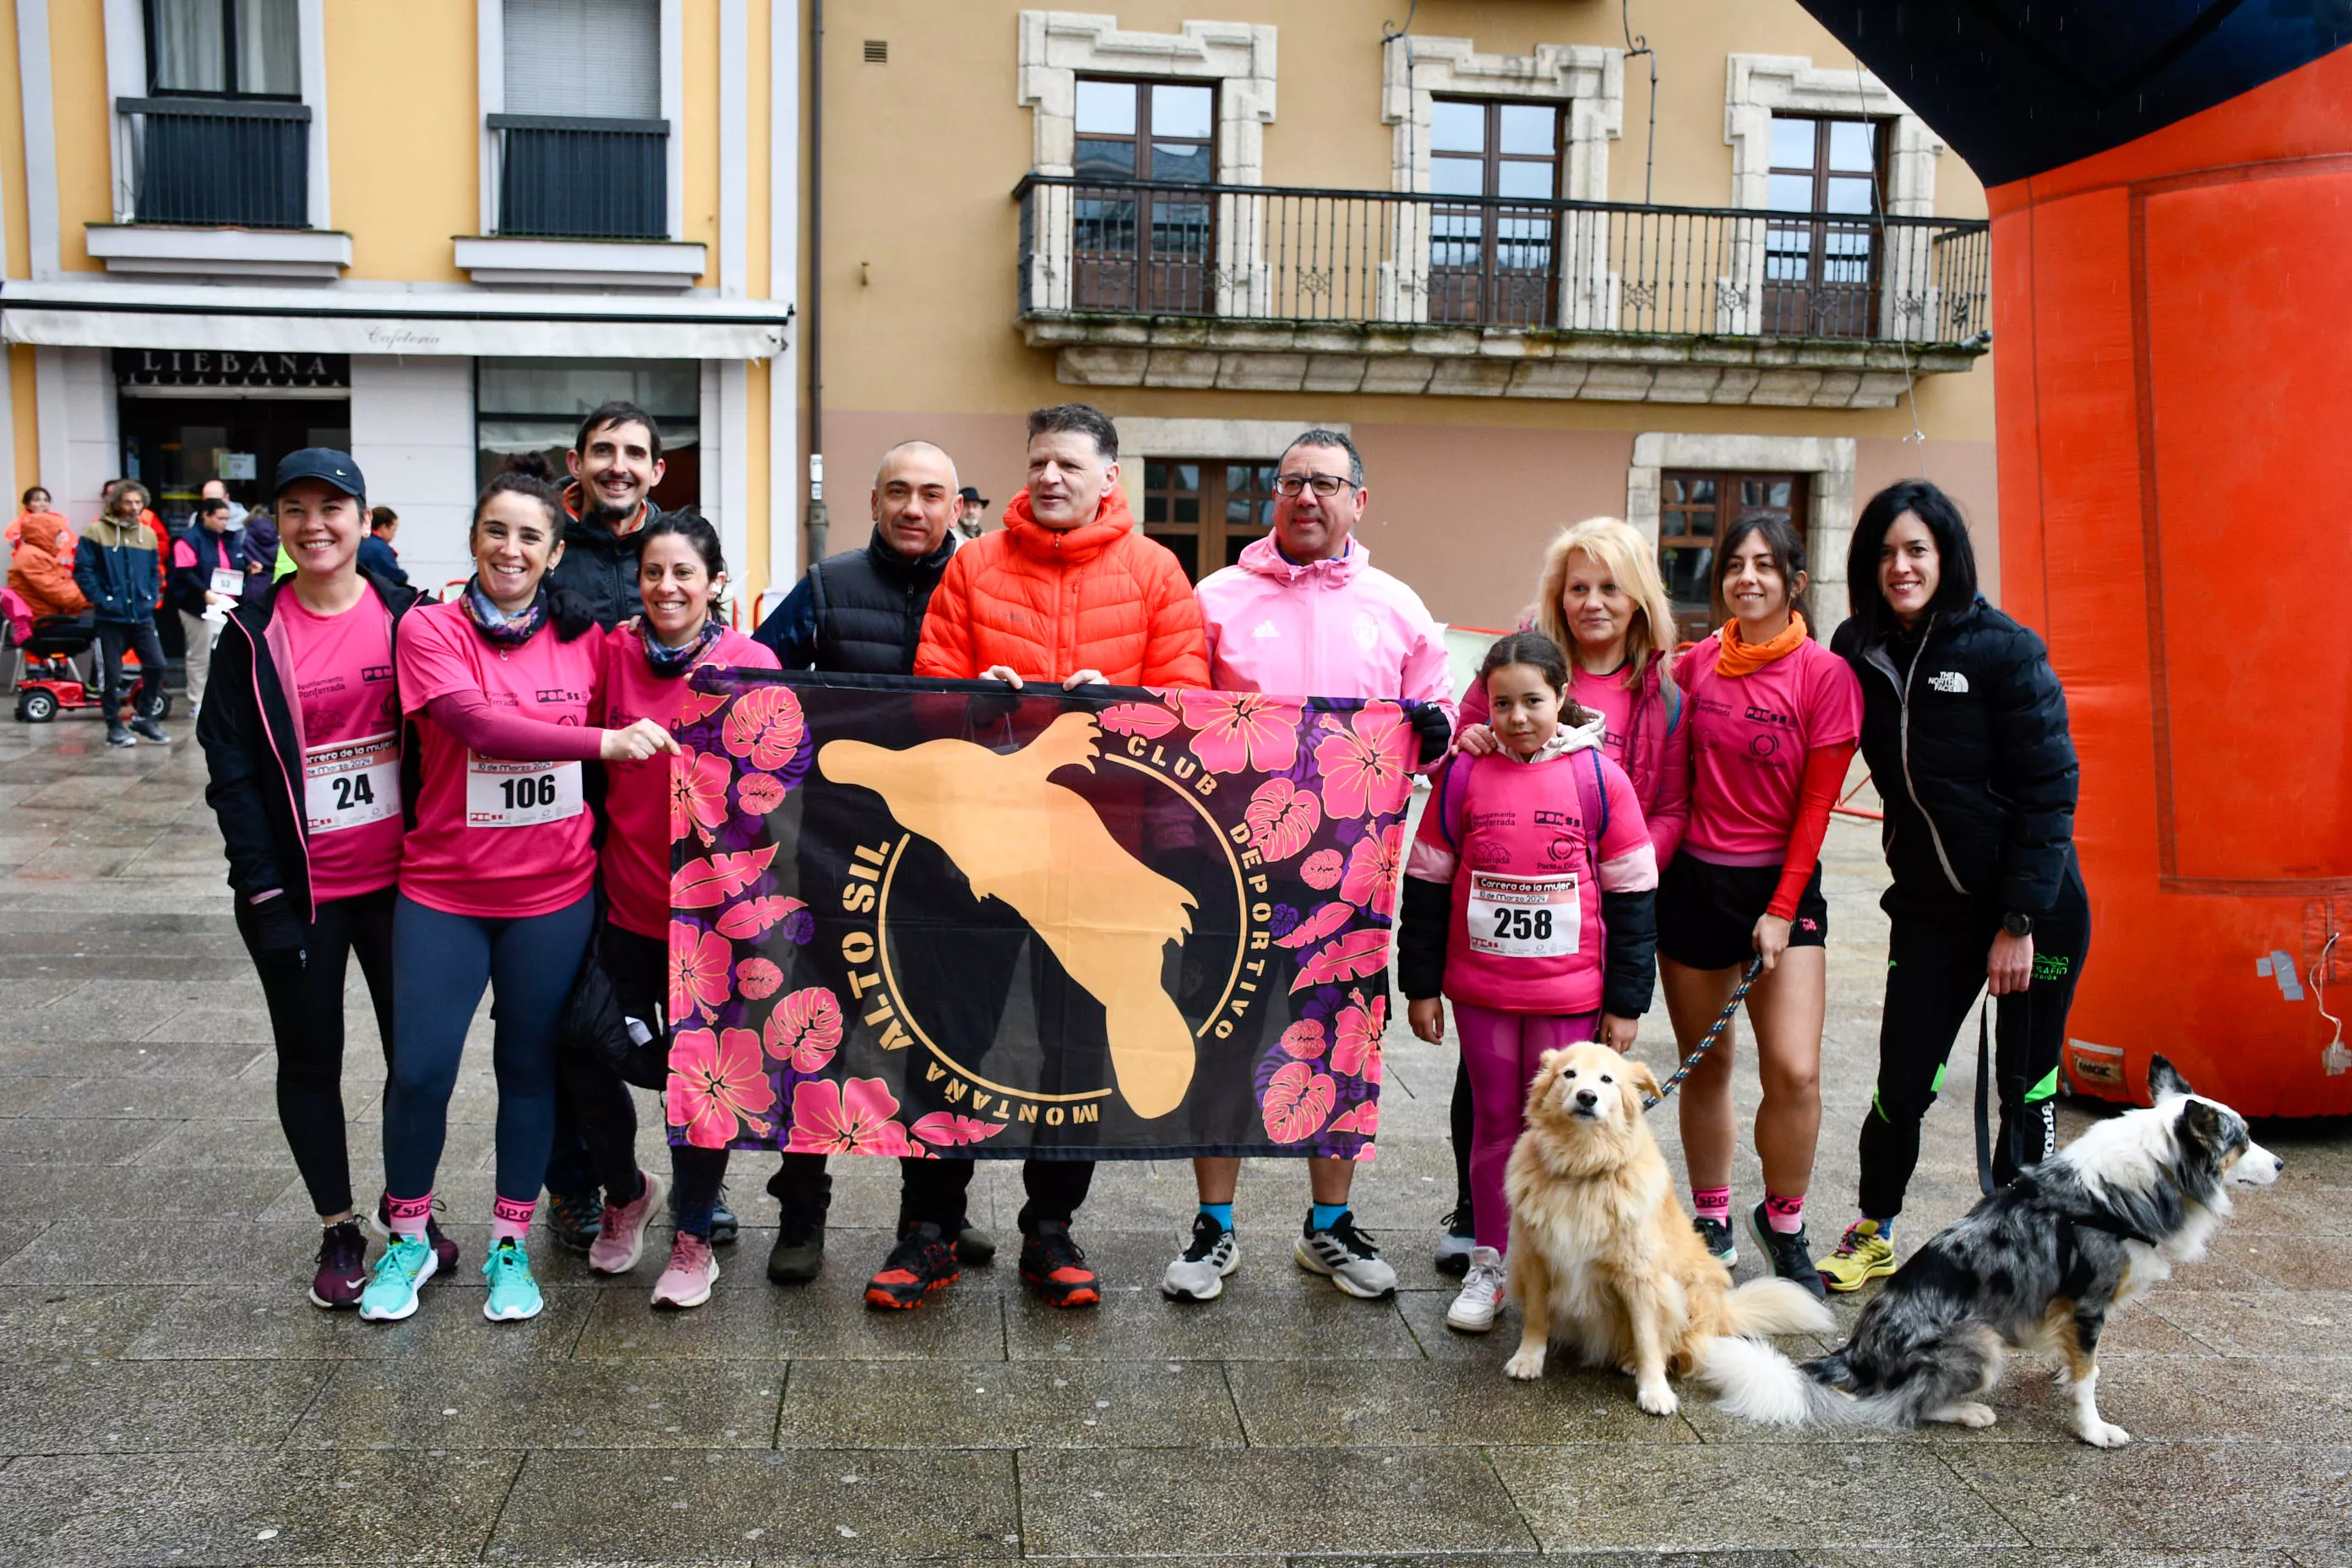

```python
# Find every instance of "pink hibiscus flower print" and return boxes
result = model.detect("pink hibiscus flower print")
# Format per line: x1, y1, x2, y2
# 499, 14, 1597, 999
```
735, 956, 783, 1000
1280, 1018, 1327, 1059
1179, 690, 1303, 775
1300, 848, 1344, 890
1339, 820, 1405, 918
671, 749, 731, 845
666, 1026, 777, 1150
763, 986, 844, 1073
1261, 1061, 1337, 1144
735, 771, 787, 816
1332, 988, 1386, 1082
783, 1076, 913, 1157
1243, 776, 1322, 863
668, 920, 732, 1026
1315, 704, 1413, 821
722, 685, 806, 771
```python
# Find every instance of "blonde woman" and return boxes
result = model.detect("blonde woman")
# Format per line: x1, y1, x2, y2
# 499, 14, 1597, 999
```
1439, 517, 1690, 1271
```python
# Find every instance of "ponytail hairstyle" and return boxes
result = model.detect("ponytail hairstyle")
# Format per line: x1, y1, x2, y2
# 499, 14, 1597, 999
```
471, 470, 564, 546
1478, 629, 1598, 728
1531, 516, 1680, 683
637, 510, 730, 612
501, 449, 559, 484
1709, 512, 1810, 633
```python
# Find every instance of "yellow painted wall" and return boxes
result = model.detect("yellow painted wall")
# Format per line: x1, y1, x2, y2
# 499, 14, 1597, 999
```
50, 0, 112, 272
683, 0, 721, 286
0, 3, 28, 278
10, 347, 37, 490
329, 0, 474, 281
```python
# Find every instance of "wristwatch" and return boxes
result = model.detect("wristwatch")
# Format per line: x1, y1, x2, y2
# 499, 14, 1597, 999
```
2001, 911, 2035, 938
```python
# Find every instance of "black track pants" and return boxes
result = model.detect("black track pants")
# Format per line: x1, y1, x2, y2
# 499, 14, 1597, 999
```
1856, 866, 2089, 1221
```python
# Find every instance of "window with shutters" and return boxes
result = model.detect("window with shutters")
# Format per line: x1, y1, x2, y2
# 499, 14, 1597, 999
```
1426, 99, 1563, 327
1070, 79, 1217, 314
1761, 115, 1882, 338
120, 0, 309, 227
490, 0, 669, 239
1141, 460, 1277, 584
1658, 470, 1810, 643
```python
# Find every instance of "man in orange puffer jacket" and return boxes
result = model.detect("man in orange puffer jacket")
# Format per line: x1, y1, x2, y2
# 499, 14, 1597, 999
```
915, 402, 1208, 691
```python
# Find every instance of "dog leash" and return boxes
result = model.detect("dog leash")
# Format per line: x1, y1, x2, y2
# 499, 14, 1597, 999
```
1972, 986, 2037, 1196
1642, 956, 1765, 1111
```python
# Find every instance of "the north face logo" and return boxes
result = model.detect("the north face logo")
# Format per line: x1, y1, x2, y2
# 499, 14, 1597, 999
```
1928, 670, 1969, 694
1250, 621, 1282, 640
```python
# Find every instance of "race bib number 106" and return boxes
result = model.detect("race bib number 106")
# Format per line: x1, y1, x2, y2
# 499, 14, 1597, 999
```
466, 756, 583, 829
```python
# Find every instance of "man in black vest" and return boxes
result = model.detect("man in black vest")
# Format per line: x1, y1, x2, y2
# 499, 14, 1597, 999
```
751, 439, 983, 1289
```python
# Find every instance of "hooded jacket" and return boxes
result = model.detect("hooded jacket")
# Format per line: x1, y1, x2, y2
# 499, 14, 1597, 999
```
545, 487, 667, 629
6, 519, 88, 621
169, 525, 252, 617
1831, 596, 2078, 915
1195, 536, 1456, 721
73, 514, 164, 624
756, 526, 956, 675
198, 569, 422, 938
913, 487, 1209, 688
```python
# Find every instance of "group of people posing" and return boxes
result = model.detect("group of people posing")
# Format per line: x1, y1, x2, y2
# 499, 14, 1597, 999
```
196, 395, 2084, 1336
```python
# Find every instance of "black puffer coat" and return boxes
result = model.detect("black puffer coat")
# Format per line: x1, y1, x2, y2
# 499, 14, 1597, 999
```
1831, 596, 2078, 915
753, 529, 956, 676
546, 493, 675, 629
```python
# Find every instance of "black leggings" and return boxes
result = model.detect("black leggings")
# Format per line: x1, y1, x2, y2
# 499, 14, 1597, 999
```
1857, 866, 2091, 1221
235, 885, 396, 1219
553, 919, 657, 1206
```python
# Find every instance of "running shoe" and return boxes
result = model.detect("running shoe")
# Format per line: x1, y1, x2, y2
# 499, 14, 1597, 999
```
1747, 1201, 1829, 1300
710, 1188, 739, 1246
1019, 1220, 1101, 1309
767, 1206, 827, 1286
482, 1237, 545, 1321
864, 1222, 960, 1310
370, 1195, 459, 1275
1816, 1219, 1898, 1293
956, 1225, 998, 1266
1161, 1212, 1240, 1301
1294, 1209, 1398, 1298
1434, 1202, 1476, 1278
1693, 1215, 1737, 1267
357, 1231, 438, 1322
545, 1187, 602, 1253
307, 1220, 369, 1310
106, 719, 133, 749
128, 716, 169, 744
651, 1232, 720, 1309
587, 1169, 669, 1276
1446, 1245, 1509, 1332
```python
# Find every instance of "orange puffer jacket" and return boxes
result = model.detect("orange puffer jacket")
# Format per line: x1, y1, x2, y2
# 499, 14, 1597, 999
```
914, 487, 1210, 689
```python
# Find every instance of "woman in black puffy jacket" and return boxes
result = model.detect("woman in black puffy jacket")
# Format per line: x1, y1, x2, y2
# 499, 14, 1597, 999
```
1817, 479, 2089, 1293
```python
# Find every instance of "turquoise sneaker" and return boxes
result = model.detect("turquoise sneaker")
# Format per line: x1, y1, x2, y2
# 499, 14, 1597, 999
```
357, 1231, 438, 1322
482, 1237, 544, 1322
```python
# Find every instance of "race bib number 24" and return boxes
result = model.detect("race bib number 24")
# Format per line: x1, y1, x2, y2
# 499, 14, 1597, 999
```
305, 734, 400, 835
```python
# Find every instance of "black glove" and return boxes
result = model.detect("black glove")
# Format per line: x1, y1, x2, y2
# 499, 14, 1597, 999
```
245, 895, 308, 961
1407, 702, 1452, 766
549, 587, 599, 642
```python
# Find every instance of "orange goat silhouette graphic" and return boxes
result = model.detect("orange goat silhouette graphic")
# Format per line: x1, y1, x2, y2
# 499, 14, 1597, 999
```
817, 710, 1200, 1118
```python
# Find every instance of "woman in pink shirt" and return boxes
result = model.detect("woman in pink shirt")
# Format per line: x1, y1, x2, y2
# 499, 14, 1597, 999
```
1658, 514, 1861, 1299
581, 514, 779, 1309
360, 471, 677, 1326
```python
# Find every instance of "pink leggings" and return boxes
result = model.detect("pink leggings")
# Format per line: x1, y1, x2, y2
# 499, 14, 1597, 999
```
1454, 1000, 1599, 1253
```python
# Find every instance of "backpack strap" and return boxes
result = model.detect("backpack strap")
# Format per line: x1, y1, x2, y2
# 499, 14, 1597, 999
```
1574, 747, 1609, 888
1432, 753, 1473, 852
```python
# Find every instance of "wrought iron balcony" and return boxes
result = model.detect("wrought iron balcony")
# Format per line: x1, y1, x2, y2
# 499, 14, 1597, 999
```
489, 115, 669, 241
114, 96, 310, 229
1014, 174, 1991, 406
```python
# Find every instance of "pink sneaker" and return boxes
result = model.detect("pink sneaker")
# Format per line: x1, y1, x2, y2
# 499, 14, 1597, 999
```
586, 1169, 669, 1276
651, 1232, 719, 1309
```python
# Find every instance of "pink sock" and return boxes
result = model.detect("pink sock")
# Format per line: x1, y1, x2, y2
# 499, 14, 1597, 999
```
1692, 1185, 1730, 1225
491, 1195, 535, 1242
1765, 1190, 1806, 1234
385, 1193, 433, 1238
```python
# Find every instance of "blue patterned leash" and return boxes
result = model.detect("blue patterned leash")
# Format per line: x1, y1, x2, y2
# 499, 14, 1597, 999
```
1642, 956, 1765, 1112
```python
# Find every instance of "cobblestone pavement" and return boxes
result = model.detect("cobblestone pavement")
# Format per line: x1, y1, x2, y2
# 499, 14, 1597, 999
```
0, 712, 2347, 1568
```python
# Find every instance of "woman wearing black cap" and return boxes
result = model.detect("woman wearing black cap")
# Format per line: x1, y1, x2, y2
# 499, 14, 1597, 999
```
198, 449, 433, 1310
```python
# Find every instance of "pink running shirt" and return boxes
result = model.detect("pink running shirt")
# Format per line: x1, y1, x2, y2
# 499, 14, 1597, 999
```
600, 623, 780, 937
1673, 633, 1862, 865
276, 584, 403, 903
396, 598, 604, 918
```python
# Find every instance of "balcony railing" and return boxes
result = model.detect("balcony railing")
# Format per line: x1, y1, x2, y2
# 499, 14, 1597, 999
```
490, 114, 668, 241
1015, 173, 1990, 346
115, 96, 310, 229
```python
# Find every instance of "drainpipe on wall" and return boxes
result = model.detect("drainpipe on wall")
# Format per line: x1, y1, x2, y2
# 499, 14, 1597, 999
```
803, 0, 829, 565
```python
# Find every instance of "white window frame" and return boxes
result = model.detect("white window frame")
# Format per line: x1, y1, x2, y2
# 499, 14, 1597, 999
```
101, 0, 332, 230
477, 0, 686, 242
1623, 432, 1858, 629
1723, 55, 1945, 341
1015, 11, 1277, 317
1378, 35, 1622, 328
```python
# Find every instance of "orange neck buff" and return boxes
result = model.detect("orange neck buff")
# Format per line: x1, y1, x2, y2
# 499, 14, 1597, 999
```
1715, 611, 1809, 678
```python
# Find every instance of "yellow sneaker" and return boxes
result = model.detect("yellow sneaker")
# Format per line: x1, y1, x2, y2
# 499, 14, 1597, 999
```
1816, 1219, 1897, 1293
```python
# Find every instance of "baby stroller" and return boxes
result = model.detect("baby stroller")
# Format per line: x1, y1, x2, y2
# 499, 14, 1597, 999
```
2, 588, 171, 724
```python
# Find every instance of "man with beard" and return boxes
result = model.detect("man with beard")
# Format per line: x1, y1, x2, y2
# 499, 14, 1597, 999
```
546, 400, 671, 626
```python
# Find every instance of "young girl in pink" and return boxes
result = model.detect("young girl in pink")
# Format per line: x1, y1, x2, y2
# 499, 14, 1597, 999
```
1400, 630, 1659, 1334
1657, 514, 1862, 1298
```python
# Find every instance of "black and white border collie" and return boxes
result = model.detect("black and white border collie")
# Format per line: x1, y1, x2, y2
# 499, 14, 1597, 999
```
1699, 1055, 2281, 1446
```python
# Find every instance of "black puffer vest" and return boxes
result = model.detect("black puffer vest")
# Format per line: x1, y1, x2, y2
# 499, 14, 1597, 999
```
808, 531, 956, 675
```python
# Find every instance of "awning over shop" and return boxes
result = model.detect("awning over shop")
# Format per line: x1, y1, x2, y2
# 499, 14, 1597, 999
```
0, 282, 789, 360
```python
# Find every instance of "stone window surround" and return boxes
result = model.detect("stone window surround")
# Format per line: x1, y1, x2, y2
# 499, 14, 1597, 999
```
1624, 432, 1857, 627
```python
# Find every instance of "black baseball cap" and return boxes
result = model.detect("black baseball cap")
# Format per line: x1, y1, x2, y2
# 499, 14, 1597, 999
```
275, 447, 367, 502
957, 486, 988, 505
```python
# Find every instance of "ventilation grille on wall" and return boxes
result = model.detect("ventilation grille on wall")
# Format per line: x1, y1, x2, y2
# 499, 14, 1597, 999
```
863, 39, 888, 63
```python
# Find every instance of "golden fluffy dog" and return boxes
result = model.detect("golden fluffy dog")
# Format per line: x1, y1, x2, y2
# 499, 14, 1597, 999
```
1500, 1042, 1833, 1413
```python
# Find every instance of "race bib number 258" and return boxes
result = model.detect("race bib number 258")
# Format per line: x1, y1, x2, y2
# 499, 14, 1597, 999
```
1466, 871, 1580, 960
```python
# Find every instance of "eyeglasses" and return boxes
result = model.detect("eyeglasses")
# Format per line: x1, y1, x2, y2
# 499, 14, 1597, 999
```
1271, 473, 1359, 498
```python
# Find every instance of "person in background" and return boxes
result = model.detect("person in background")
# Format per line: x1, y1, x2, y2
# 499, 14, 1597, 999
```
8, 486, 68, 553
74, 480, 170, 748
952, 486, 989, 542
6, 487, 86, 622
168, 494, 248, 716
358, 508, 409, 587
200, 478, 250, 531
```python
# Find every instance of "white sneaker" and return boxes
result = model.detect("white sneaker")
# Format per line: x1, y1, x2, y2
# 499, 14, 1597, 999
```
1161, 1212, 1240, 1301
1446, 1246, 1508, 1332
1293, 1208, 1398, 1298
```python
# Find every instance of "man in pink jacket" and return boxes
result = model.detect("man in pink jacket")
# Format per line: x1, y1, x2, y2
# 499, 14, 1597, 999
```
1169, 427, 1456, 1304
